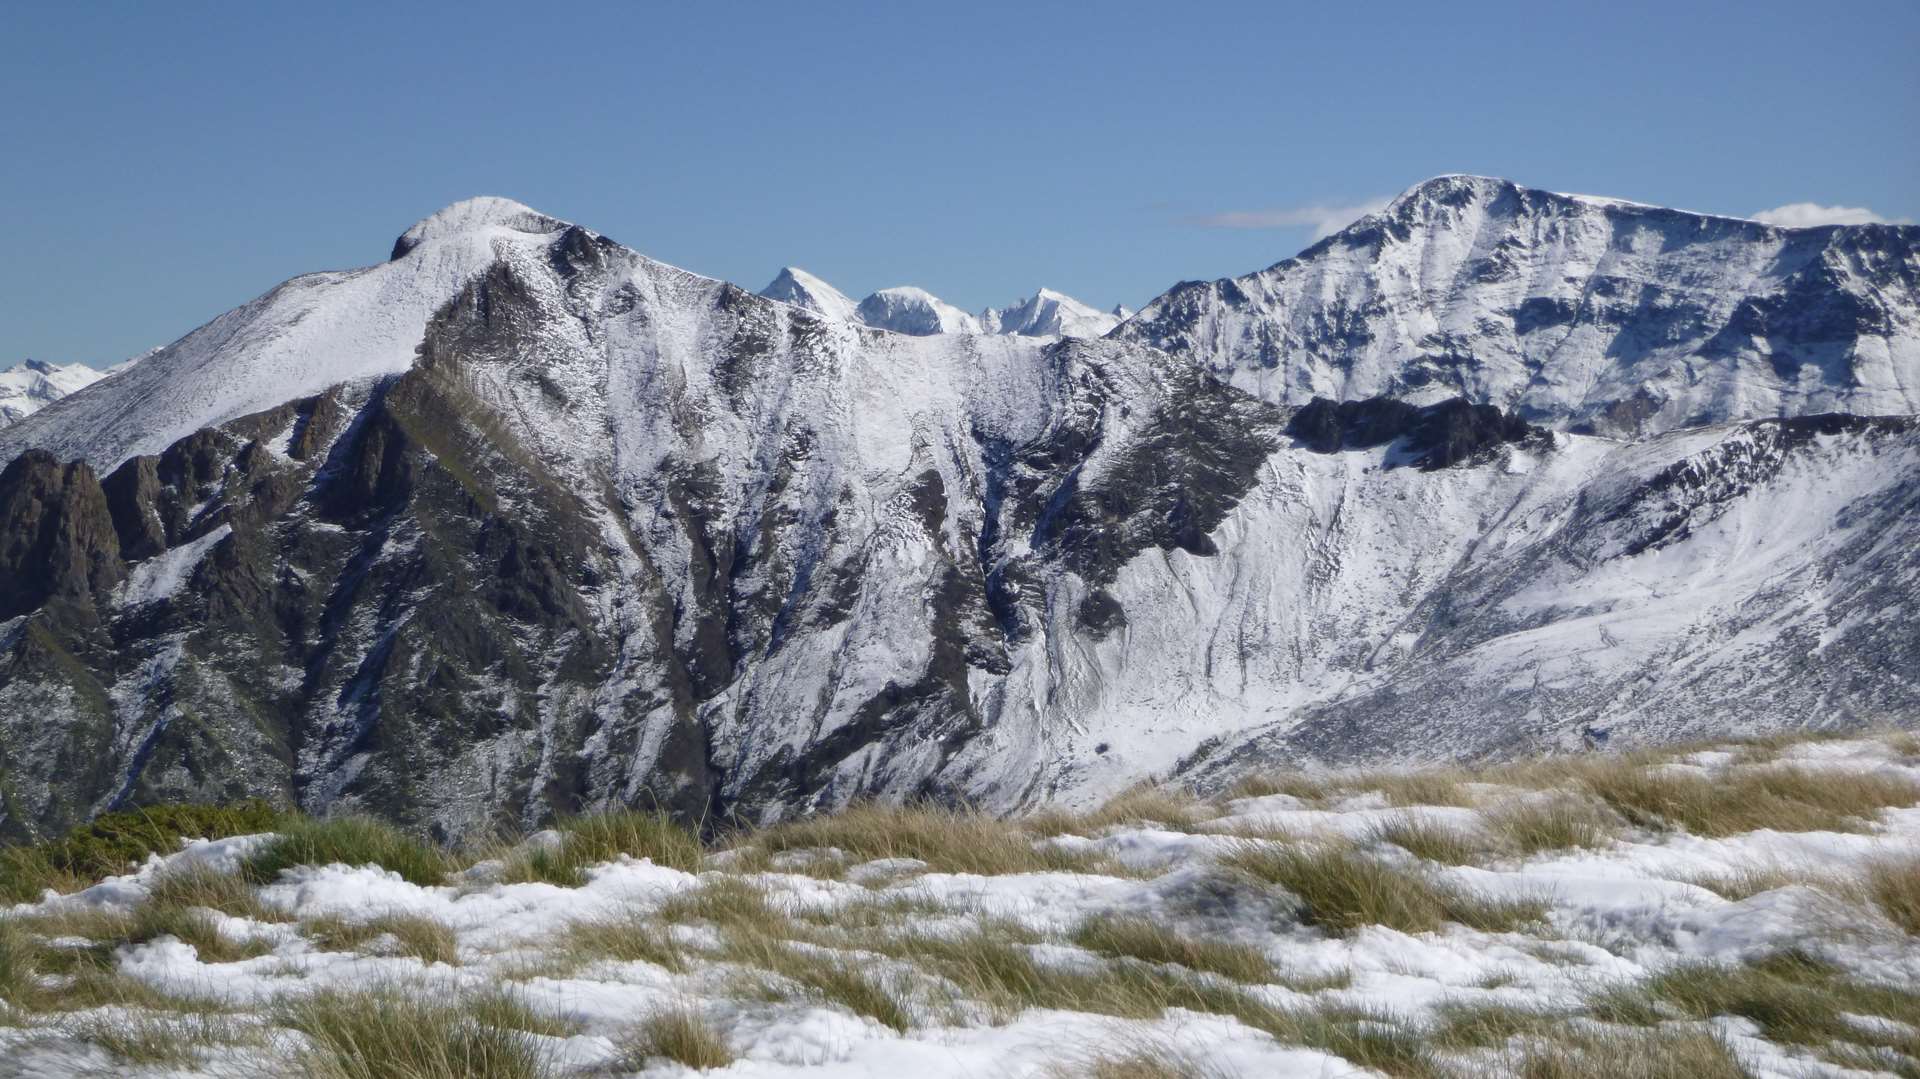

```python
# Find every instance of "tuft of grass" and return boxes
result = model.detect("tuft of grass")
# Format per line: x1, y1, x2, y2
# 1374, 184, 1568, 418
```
1223, 772, 1336, 803
304, 912, 461, 965
1050, 1039, 1240, 1079
500, 810, 703, 887
1027, 786, 1215, 837
147, 863, 284, 922
1597, 948, 1920, 1061
1423, 999, 1564, 1049
125, 899, 274, 964
556, 910, 685, 972
745, 803, 1125, 877
59, 1010, 254, 1067
242, 815, 452, 886
0, 917, 45, 1003
656, 875, 785, 933
1482, 797, 1617, 855
1581, 765, 1920, 836
1867, 857, 1920, 934
1222, 842, 1547, 936
884, 920, 1438, 1075
721, 926, 913, 1032
618, 1007, 734, 1070
1671, 864, 1840, 901
0, 800, 285, 902
1071, 914, 1273, 983
1221, 769, 1472, 809
1512, 1025, 1749, 1079
278, 985, 559, 1079
1885, 729, 1920, 758
1369, 814, 1488, 865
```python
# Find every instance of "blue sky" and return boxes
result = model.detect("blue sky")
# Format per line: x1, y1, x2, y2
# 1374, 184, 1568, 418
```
3, 1, 1915, 366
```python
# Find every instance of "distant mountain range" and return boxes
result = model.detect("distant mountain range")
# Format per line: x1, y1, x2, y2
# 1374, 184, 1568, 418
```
759, 268, 1125, 339
0, 178, 1914, 841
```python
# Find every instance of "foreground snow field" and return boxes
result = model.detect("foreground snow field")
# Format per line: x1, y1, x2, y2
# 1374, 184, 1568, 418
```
2, 732, 1918, 1077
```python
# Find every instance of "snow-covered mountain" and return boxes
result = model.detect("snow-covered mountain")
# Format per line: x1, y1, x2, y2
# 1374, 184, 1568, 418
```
1116, 174, 1920, 437
759, 266, 859, 325
853, 286, 983, 335
0, 360, 110, 428
983, 288, 1121, 337
757, 273, 1118, 338
0, 189, 1915, 843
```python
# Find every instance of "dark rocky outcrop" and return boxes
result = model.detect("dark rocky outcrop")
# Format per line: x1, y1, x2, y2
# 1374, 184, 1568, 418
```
1285, 396, 1548, 470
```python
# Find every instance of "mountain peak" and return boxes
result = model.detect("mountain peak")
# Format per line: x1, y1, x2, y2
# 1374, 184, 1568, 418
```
983, 288, 1121, 337
390, 196, 565, 260
856, 286, 982, 335
759, 266, 859, 323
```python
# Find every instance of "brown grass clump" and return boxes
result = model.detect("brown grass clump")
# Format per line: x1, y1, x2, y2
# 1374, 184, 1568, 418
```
278, 985, 565, 1079
720, 928, 913, 1032
1027, 786, 1215, 837
1481, 797, 1618, 855
1867, 857, 1920, 934
1071, 914, 1274, 983
1511, 1025, 1748, 1079
1048, 1039, 1240, 1079
1580, 764, 1919, 836
1591, 948, 1920, 1062
1368, 814, 1489, 865
1671, 864, 1846, 901
617, 1007, 735, 1070
556, 910, 685, 972
499, 810, 703, 887
304, 912, 460, 965
57, 1010, 256, 1067
147, 863, 284, 922
1221, 769, 1473, 809
745, 803, 1125, 877
1222, 842, 1547, 936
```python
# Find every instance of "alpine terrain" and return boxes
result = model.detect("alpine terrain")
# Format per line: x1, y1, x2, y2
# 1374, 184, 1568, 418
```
0, 361, 114, 429
0, 179, 1915, 845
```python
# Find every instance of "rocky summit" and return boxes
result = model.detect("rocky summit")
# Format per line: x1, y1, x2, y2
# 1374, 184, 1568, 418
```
0, 181, 1916, 843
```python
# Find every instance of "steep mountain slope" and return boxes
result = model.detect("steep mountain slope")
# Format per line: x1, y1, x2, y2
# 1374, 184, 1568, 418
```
0, 193, 1915, 844
0, 197, 567, 470
0, 361, 110, 428
1116, 175, 1920, 437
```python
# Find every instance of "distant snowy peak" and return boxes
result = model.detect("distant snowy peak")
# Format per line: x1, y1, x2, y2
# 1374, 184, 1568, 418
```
0, 359, 108, 429
855, 286, 983, 336
757, 266, 860, 324
1119, 174, 1920, 437
982, 288, 1121, 338
761, 270, 1118, 339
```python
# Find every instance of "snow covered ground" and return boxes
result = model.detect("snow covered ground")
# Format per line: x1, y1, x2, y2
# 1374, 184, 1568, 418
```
2, 732, 1918, 1077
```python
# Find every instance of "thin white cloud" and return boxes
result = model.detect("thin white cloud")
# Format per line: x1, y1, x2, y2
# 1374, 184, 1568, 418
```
1190, 198, 1391, 240
1751, 202, 1912, 228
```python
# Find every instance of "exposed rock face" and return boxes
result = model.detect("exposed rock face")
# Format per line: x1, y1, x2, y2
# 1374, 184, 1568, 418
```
1116, 175, 1920, 437
1, 190, 1916, 843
